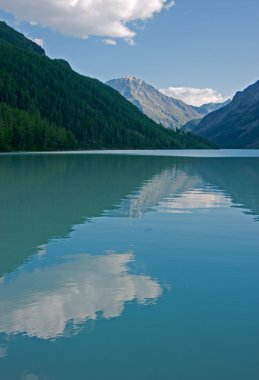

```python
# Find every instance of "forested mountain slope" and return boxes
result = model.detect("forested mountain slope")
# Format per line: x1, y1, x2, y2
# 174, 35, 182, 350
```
0, 21, 213, 151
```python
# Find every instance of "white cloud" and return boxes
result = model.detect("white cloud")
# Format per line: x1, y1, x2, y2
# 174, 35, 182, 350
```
103, 38, 117, 46
160, 86, 228, 106
0, 0, 175, 43
0, 252, 162, 340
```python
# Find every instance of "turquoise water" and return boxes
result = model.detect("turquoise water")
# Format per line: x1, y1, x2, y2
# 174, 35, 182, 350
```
0, 151, 259, 380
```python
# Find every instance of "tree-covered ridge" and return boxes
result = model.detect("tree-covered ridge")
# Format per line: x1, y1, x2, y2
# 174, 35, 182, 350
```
0, 22, 214, 151
0, 21, 45, 56
0, 103, 77, 151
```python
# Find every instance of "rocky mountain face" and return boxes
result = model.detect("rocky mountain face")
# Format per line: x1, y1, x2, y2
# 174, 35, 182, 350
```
191, 80, 259, 148
106, 77, 205, 129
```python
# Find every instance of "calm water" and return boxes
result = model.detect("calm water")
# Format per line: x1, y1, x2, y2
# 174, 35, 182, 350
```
0, 151, 259, 380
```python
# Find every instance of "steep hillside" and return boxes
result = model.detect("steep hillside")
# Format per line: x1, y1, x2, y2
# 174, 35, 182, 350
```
192, 81, 259, 148
0, 21, 213, 151
0, 21, 45, 56
106, 77, 205, 129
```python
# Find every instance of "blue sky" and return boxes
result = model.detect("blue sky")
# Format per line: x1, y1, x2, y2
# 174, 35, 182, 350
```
0, 0, 258, 105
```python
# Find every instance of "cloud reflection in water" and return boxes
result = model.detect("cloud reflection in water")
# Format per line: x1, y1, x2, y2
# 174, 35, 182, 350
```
0, 252, 162, 340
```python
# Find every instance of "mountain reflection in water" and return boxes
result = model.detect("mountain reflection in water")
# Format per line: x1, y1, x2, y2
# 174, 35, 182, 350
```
108, 167, 231, 218
0, 154, 259, 277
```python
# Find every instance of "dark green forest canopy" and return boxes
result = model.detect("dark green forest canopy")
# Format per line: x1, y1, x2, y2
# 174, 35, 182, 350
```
0, 21, 214, 151
0, 21, 45, 56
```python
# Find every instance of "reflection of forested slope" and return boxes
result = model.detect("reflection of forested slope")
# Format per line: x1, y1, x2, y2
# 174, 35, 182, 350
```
0, 154, 179, 275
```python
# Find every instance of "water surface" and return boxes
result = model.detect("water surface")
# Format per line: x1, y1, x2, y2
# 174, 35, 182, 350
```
0, 151, 259, 380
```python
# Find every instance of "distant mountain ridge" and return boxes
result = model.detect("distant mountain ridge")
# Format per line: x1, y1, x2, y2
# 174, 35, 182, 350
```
0, 21, 213, 151
191, 80, 259, 148
107, 77, 205, 129
195, 99, 231, 115
107, 77, 230, 130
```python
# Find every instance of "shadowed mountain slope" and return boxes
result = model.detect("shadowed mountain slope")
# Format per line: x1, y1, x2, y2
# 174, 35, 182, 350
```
191, 81, 259, 148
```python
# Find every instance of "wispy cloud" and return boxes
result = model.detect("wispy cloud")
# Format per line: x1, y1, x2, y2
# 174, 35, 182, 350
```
0, 0, 175, 44
164, 0, 176, 10
103, 39, 117, 46
160, 86, 229, 106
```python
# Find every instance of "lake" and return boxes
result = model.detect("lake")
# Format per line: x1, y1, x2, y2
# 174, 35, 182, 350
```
0, 150, 259, 380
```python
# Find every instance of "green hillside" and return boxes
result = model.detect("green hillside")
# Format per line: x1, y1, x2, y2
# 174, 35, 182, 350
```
0, 21, 213, 151
0, 20, 45, 56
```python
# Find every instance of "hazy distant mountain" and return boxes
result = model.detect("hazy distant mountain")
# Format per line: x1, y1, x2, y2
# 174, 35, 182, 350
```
106, 77, 205, 129
191, 80, 259, 148
196, 99, 231, 115
182, 101, 231, 132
